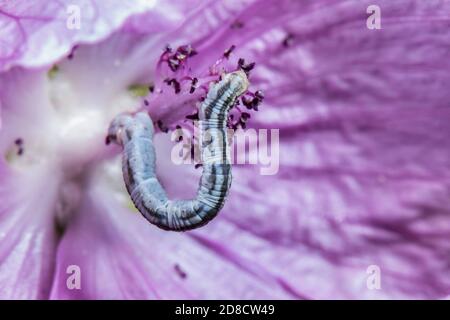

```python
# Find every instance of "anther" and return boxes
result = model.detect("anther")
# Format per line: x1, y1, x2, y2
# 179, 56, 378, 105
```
238, 58, 255, 75
190, 78, 198, 94
174, 264, 187, 279
186, 112, 199, 121
67, 45, 78, 60
14, 138, 24, 156
157, 120, 169, 133
164, 78, 181, 94
223, 45, 236, 59
230, 20, 244, 29
282, 33, 295, 47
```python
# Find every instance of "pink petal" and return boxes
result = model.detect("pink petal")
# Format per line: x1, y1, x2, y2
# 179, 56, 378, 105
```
0, 0, 162, 72
49, 175, 291, 299
140, 0, 450, 298
0, 162, 60, 299
222, 1, 450, 298
1, 0, 448, 300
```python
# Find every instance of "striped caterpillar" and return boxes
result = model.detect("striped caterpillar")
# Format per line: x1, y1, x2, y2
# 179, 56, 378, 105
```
107, 70, 249, 231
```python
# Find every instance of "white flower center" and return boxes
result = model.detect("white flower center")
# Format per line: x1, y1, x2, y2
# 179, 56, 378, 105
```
5, 66, 140, 175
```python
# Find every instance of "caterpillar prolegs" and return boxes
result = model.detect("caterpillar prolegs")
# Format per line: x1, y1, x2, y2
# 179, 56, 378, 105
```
107, 70, 249, 231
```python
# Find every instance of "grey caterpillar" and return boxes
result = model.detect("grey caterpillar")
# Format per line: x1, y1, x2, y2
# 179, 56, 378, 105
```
107, 70, 249, 231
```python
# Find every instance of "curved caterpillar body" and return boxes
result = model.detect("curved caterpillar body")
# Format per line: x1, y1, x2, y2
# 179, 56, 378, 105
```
108, 70, 249, 231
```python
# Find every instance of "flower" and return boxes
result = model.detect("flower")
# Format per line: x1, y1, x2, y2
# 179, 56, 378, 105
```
0, 0, 449, 299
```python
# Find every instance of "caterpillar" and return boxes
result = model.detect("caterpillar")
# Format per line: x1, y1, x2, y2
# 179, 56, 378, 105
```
107, 70, 249, 231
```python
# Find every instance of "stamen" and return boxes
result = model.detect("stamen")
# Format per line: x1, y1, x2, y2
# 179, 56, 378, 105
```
67, 45, 79, 60
157, 120, 169, 133
282, 33, 295, 47
241, 90, 264, 111
178, 44, 197, 58
14, 138, 24, 156
5, 138, 27, 165
168, 58, 180, 72
174, 264, 187, 279
255, 90, 265, 100
240, 112, 251, 121
238, 58, 255, 75
160, 44, 198, 73
143, 44, 261, 150
164, 78, 181, 94
230, 20, 244, 29
223, 45, 236, 59
175, 125, 184, 142
186, 112, 199, 121
190, 78, 198, 94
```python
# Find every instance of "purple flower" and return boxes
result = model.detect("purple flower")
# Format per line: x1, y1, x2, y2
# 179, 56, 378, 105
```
0, 0, 449, 299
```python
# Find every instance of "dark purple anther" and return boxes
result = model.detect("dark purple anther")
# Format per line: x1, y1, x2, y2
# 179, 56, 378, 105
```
164, 45, 173, 53
195, 163, 203, 169
178, 44, 197, 57
238, 58, 255, 75
168, 58, 180, 72
174, 264, 187, 279
230, 20, 244, 29
190, 77, 198, 94
186, 112, 199, 121
240, 112, 251, 121
255, 90, 264, 100
190, 144, 195, 160
237, 112, 251, 130
241, 96, 254, 109
175, 125, 183, 142
157, 120, 169, 133
164, 78, 181, 94
14, 138, 24, 155
282, 33, 295, 47
144, 99, 149, 106
241, 89, 264, 111
163, 44, 198, 72
223, 45, 236, 59
67, 45, 78, 60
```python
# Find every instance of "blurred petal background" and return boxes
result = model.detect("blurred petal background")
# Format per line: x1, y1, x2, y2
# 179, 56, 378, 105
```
0, 0, 449, 299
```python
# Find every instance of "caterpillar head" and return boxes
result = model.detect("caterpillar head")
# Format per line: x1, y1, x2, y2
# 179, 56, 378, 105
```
222, 70, 250, 98
106, 112, 154, 146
